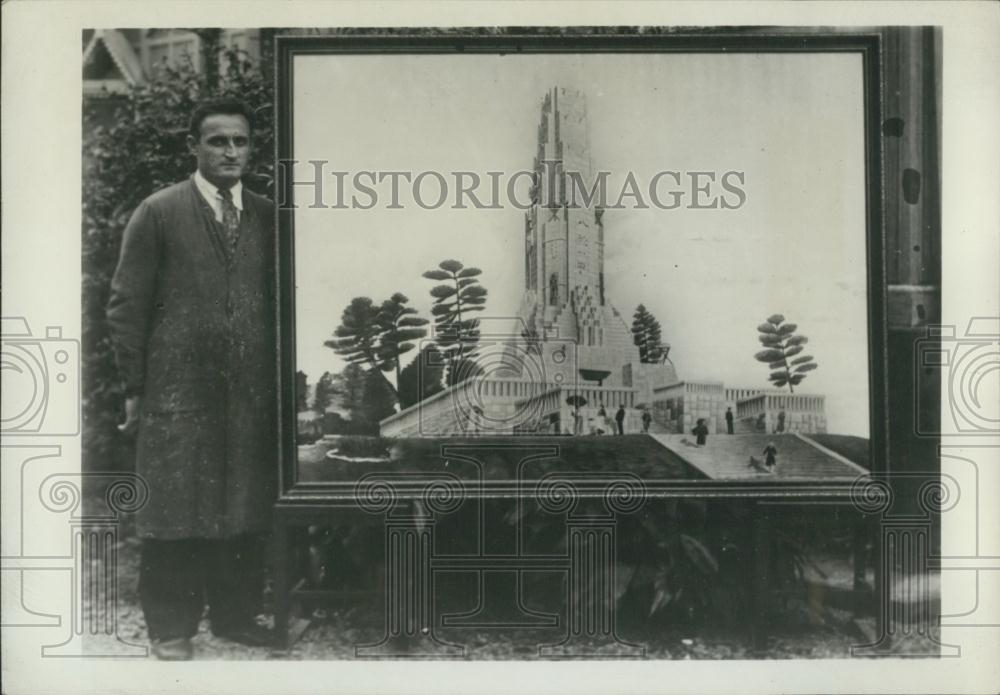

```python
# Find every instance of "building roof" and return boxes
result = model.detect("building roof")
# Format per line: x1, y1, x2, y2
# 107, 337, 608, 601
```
82, 29, 145, 86
648, 432, 868, 481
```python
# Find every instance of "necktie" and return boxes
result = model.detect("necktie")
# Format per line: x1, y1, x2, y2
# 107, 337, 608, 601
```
218, 186, 240, 261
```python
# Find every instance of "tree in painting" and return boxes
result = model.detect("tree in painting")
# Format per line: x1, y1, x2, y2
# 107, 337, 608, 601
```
754, 314, 818, 393
397, 344, 446, 410
422, 259, 488, 386
325, 297, 395, 395
312, 371, 338, 414
631, 304, 667, 363
376, 292, 428, 391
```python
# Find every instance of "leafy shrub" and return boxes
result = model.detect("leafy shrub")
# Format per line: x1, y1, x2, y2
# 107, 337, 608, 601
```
82, 49, 274, 472
516, 498, 818, 627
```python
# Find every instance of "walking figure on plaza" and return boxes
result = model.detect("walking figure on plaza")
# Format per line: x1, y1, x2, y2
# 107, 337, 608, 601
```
692, 418, 709, 446
763, 441, 779, 469
597, 403, 608, 435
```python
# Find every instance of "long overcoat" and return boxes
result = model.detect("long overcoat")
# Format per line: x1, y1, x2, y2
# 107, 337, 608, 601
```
107, 176, 277, 539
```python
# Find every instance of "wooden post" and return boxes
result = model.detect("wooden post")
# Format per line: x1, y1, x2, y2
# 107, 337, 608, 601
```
852, 513, 869, 617
749, 502, 771, 653
271, 513, 292, 650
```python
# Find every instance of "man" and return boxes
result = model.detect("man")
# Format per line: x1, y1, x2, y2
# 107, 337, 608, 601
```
107, 99, 276, 660
615, 404, 626, 435
641, 408, 652, 433
725, 406, 734, 435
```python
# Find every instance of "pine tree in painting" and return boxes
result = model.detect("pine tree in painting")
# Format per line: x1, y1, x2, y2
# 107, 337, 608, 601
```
754, 314, 818, 393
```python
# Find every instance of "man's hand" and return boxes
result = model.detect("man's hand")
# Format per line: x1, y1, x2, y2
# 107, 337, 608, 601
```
118, 396, 142, 436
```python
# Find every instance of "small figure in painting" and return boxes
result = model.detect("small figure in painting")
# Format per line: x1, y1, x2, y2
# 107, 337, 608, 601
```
774, 409, 786, 434
763, 441, 779, 469
691, 418, 709, 446
615, 404, 626, 435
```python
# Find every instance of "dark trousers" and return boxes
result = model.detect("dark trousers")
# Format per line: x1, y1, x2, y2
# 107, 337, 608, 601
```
616, 420, 624, 435
139, 535, 263, 641
727, 420, 734, 434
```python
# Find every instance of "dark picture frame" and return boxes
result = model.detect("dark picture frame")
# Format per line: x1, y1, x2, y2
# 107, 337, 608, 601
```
273, 30, 890, 500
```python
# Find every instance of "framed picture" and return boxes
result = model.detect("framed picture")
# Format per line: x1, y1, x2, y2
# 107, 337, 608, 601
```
276, 30, 889, 494
265, 28, 943, 660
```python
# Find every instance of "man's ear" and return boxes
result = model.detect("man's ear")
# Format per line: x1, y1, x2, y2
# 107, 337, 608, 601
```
186, 134, 198, 156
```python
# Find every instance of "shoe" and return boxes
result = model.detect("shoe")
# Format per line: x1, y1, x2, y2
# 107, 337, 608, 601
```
151, 637, 193, 661
212, 622, 274, 647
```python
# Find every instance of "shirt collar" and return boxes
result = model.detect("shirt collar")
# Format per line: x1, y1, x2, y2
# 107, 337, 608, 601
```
193, 169, 243, 211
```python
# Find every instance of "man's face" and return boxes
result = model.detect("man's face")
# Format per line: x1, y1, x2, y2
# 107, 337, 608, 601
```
187, 113, 251, 189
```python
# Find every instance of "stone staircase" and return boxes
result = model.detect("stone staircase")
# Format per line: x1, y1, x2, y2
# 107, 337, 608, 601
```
648, 432, 868, 480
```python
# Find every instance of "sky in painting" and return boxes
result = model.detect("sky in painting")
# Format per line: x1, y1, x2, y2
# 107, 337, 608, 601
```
292, 51, 869, 436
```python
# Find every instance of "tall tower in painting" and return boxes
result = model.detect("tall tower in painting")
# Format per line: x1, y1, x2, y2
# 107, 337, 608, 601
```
525, 87, 602, 308
518, 87, 649, 387
379, 87, 828, 438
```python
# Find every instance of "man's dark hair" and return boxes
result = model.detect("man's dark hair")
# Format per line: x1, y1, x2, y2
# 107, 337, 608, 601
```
189, 98, 255, 139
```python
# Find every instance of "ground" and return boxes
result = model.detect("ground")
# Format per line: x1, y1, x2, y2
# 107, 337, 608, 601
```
81, 434, 940, 660
84, 535, 940, 660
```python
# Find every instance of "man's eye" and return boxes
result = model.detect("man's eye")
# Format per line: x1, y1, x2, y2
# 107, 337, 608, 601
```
234, 138, 249, 147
